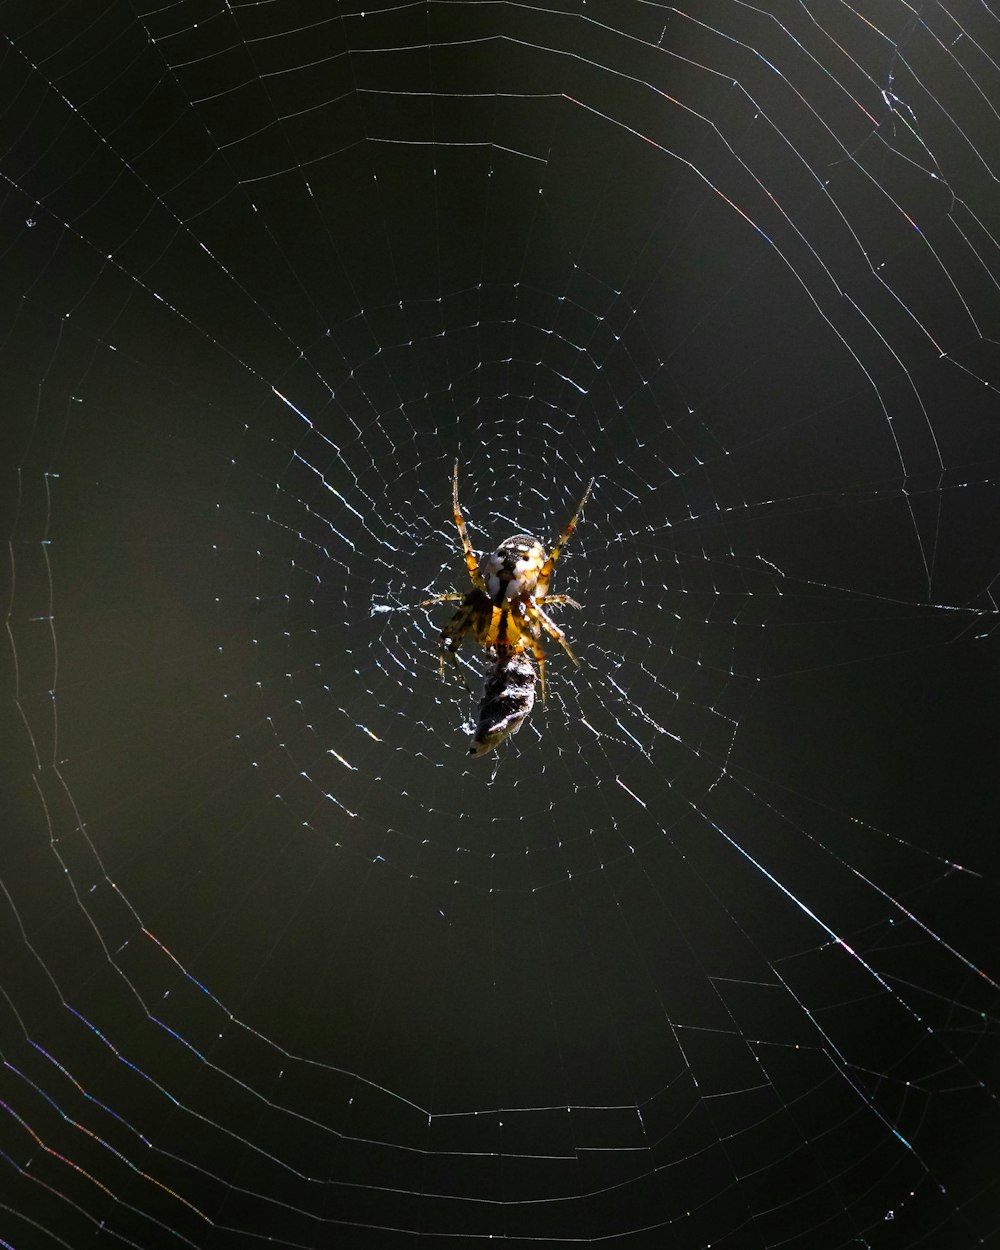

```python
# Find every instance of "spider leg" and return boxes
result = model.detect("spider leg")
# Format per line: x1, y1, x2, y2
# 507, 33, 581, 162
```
418, 592, 465, 607
452, 461, 487, 593
533, 603, 580, 668
535, 476, 594, 597
439, 645, 472, 691
440, 605, 473, 651
519, 637, 548, 702
435, 602, 477, 688
536, 594, 581, 609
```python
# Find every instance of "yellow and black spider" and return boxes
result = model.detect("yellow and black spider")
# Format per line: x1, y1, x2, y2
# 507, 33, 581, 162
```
420, 462, 593, 700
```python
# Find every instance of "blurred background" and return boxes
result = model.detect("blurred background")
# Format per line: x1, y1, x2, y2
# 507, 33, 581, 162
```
1, 2, 998, 1246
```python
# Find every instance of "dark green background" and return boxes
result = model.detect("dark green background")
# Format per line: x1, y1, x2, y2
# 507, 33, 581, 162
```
1, 2, 998, 1247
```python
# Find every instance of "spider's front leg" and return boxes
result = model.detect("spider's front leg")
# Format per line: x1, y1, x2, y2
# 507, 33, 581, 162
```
533, 603, 580, 672
439, 647, 472, 690
436, 600, 478, 688
417, 593, 474, 685
521, 635, 549, 702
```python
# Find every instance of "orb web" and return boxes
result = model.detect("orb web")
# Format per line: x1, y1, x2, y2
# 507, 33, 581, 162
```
2, 3, 999, 1247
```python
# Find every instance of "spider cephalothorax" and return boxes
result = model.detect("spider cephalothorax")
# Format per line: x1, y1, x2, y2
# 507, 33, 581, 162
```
420, 463, 593, 716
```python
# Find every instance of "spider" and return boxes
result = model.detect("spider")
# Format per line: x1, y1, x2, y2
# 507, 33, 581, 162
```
420, 462, 593, 701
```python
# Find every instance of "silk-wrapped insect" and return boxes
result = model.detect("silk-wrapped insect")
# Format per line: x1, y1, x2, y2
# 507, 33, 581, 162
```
468, 651, 537, 756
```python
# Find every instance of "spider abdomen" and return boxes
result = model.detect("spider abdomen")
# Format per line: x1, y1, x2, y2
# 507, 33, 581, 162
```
482, 535, 545, 602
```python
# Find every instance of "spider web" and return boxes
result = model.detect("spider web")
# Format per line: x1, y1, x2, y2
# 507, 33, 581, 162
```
2, 1, 999, 1247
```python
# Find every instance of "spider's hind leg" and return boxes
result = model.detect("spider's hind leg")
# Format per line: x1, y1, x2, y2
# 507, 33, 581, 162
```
535, 477, 594, 598
452, 462, 487, 593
